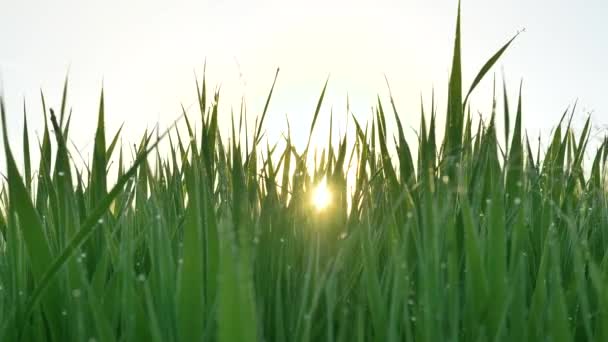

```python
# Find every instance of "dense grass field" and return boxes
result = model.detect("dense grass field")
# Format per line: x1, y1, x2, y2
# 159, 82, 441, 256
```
1, 6, 608, 342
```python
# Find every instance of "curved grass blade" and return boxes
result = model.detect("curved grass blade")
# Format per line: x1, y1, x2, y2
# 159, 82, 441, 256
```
462, 33, 520, 108
304, 77, 330, 154
254, 68, 279, 145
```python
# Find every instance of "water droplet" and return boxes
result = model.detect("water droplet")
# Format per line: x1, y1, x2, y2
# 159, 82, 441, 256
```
406, 211, 413, 219
280, 238, 285, 244
514, 198, 521, 205
516, 181, 523, 187
410, 316, 417, 322
408, 299, 415, 305
72, 289, 82, 298
18, 290, 23, 296
97, 218, 104, 224
80, 252, 86, 259
61, 310, 67, 316
442, 175, 449, 184
137, 274, 146, 282
253, 237, 260, 244
339, 232, 348, 240
486, 198, 492, 204
58, 171, 65, 177
178, 258, 184, 265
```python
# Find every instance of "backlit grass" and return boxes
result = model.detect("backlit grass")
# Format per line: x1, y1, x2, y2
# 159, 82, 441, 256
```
1, 4, 607, 342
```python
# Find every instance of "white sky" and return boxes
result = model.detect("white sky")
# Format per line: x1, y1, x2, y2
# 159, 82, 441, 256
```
1, 0, 607, 170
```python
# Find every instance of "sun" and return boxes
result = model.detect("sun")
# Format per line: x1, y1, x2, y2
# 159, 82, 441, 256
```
312, 179, 332, 211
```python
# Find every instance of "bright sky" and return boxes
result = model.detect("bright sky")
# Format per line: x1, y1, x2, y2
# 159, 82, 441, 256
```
1, 0, 607, 169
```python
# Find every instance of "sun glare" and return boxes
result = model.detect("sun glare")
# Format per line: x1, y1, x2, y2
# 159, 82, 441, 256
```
312, 179, 332, 211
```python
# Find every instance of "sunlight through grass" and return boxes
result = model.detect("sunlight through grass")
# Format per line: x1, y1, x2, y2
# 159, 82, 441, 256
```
312, 178, 331, 211
0, 5, 606, 342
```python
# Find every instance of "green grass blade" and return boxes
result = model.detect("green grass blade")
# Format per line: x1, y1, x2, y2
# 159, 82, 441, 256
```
462, 33, 519, 108
22, 101, 32, 193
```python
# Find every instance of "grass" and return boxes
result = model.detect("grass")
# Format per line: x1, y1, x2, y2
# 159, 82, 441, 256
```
1, 4, 608, 341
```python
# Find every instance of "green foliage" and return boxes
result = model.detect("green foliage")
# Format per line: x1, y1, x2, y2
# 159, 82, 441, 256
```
0, 4, 607, 342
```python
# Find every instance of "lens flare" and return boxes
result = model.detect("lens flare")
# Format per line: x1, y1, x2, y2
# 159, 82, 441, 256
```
312, 179, 331, 211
